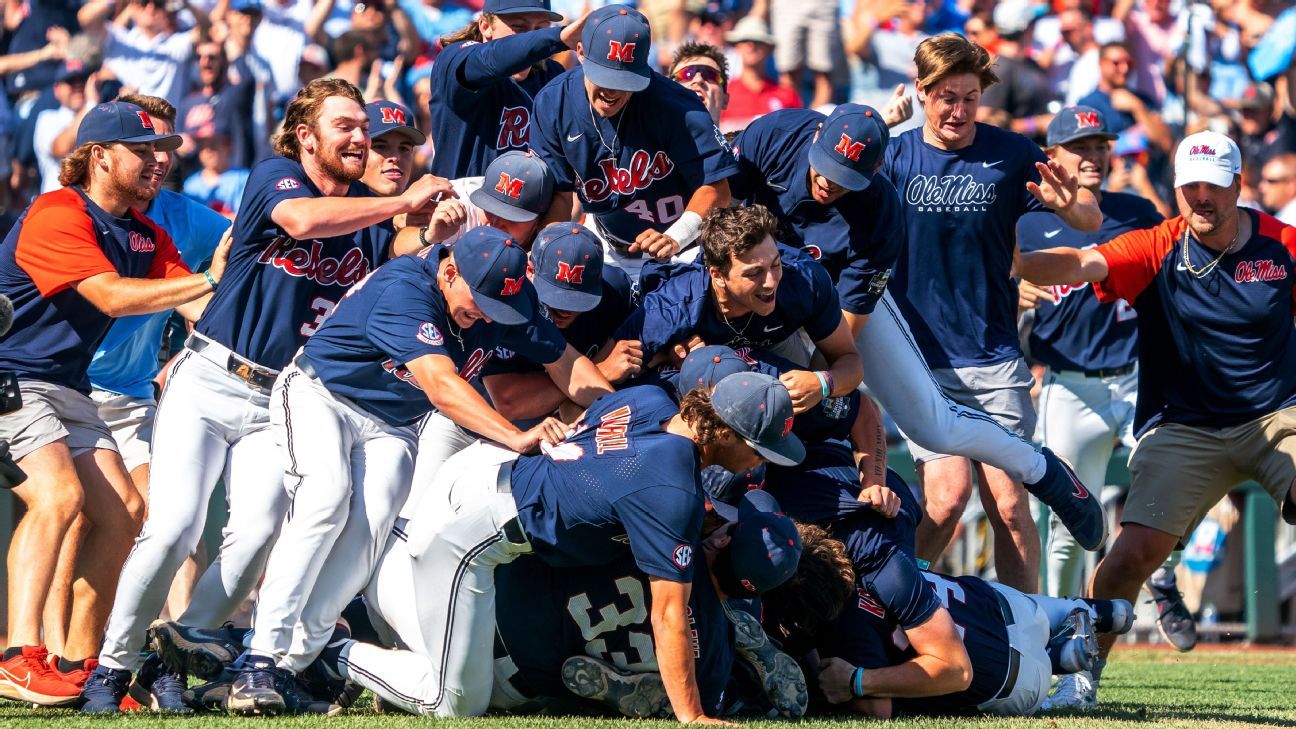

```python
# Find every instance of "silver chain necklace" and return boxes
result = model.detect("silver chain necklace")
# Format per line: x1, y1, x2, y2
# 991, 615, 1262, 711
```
589, 101, 626, 158
1179, 224, 1240, 279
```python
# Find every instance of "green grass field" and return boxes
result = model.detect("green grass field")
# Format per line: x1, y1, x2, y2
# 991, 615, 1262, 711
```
2, 647, 1292, 728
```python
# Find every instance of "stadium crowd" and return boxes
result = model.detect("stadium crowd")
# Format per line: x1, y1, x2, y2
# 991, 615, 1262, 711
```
0, 0, 1295, 722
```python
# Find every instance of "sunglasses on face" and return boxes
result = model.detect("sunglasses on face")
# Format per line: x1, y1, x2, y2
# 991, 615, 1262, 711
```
673, 64, 724, 86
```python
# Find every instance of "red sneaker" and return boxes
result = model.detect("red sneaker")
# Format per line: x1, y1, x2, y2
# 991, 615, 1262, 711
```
46, 654, 99, 689
0, 646, 82, 705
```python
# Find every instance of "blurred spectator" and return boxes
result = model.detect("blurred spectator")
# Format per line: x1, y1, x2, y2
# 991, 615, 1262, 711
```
770, 0, 842, 107
398, 0, 474, 55
1258, 153, 1296, 224
78, 0, 211, 104
721, 17, 799, 133
182, 126, 250, 218
1113, 0, 1174, 104
979, 0, 1053, 141
251, 0, 334, 107
1235, 81, 1295, 168
845, 0, 927, 117
1032, 2, 1125, 103
178, 40, 258, 171
2, 0, 80, 99
32, 60, 93, 194
328, 30, 380, 90
347, 0, 420, 62
670, 41, 729, 126
1077, 41, 1172, 153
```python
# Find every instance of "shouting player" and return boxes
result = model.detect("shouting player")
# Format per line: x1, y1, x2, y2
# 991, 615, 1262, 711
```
531, 4, 737, 281
81, 79, 449, 711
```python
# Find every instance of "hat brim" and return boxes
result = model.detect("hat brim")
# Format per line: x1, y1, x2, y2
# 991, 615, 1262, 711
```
1174, 167, 1236, 189
493, 6, 563, 20
533, 277, 602, 313
114, 133, 183, 152
808, 144, 871, 192
1051, 130, 1118, 146
470, 187, 541, 223
468, 286, 533, 326
747, 430, 805, 467
373, 126, 428, 145
583, 61, 650, 93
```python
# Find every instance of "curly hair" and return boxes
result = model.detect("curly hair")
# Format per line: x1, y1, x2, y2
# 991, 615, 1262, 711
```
678, 387, 735, 448
760, 523, 855, 653
699, 204, 780, 275
273, 77, 365, 161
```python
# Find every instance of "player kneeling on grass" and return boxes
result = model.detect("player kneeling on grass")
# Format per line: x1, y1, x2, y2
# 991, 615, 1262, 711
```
315, 374, 804, 722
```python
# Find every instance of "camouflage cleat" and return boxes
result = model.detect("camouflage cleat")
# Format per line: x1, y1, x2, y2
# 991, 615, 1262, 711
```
727, 606, 808, 718
561, 655, 670, 718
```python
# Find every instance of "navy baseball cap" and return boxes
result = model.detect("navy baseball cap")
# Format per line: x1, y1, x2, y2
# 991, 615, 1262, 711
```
471, 151, 554, 223
454, 227, 534, 325
366, 100, 426, 145
531, 223, 604, 312
1047, 105, 1118, 147
676, 345, 750, 398
484, 0, 562, 20
712, 490, 801, 596
229, 0, 263, 12
808, 103, 888, 192
711, 373, 805, 467
56, 59, 91, 83
76, 102, 181, 152
581, 5, 652, 93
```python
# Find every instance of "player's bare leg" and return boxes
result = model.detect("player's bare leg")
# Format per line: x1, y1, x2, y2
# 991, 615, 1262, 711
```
1089, 523, 1179, 659
810, 71, 833, 109
41, 515, 86, 656
976, 463, 1039, 593
914, 455, 974, 566
62, 448, 146, 662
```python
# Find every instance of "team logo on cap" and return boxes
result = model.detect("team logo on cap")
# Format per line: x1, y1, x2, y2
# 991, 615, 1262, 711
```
741, 579, 756, 593
782, 416, 794, 437
276, 178, 301, 191
834, 133, 866, 162
380, 106, 406, 125
500, 277, 523, 296
606, 40, 636, 62
416, 321, 443, 346
554, 261, 585, 284
1075, 111, 1100, 128
136, 111, 154, 129
495, 173, 524, 199
1190, 144, 1218, 157
672, 544, 693, 569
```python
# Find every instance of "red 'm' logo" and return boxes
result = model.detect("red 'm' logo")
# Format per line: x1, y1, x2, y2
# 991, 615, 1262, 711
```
834, 133, 866, 162
380, 106, 405, 125
495, 173, 524, 199
500, 277, 523, 296
606, 40, 636, 62
136, 111, 153, 129
1075, 111, 1100, 128
782, 416, 794, 437
555, 261, 584, 284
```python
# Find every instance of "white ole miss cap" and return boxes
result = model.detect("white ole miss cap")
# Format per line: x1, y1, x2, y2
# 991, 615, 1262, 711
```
1174, 131, 1241, 188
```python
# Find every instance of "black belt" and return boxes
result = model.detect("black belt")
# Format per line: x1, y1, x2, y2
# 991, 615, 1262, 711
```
187, 335, 278, 396
590, 217, 643, 258
1058, 364, 1135, 379
992, 589, 1022, 701
495, 462, 529, 546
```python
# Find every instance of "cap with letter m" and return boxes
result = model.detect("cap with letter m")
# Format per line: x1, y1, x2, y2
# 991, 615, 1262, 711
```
470, 151, 555, 223
710, 372, 805, 467
676, 345, 751, 398
531, 223, 604, 313
808, 103, 888, 192
76, 101, 182, 152
1046, 105, 1118, 147
453, 226, 534, 325
365, 100, 426, 144
483, 0, 562, 20
709, 489, 801, 596
581, 4, 652, 92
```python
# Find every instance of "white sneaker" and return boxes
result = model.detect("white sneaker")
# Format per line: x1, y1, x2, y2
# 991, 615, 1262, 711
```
1042, 671, 1098, 712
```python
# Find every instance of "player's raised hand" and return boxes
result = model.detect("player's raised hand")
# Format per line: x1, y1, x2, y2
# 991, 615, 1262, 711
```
208, 227, 234, 286
779, 369, 824, 413
597, 339, 643, 383
631, 229, 682, 260
857, 483, 900, 518
1017, 280, 1056, 310
400, 173, 457, 215
881, 84, 913, 128
1027, 160, 1080, 212
666, 335, 707, 368
427, 198, 467, 241
817, 657, 858, 704
560, 9, 594, 50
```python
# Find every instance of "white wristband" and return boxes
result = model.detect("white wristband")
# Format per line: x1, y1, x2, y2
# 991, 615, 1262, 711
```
663, 211, 704, 249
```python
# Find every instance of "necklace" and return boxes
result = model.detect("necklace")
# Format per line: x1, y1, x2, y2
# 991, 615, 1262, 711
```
1179, 224, 1240, 279
445, 317, 465, 349
714, 287, 752, 341
589, 100, 626, 158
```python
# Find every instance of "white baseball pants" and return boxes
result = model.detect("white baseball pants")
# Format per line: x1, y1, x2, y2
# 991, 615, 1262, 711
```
407, 411, 477, 515
341, 442, 530, 716
248, 363, 416, 673
98, 342, 287, 672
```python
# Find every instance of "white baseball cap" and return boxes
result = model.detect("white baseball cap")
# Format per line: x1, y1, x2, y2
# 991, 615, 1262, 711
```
1173, 131, 1242, 188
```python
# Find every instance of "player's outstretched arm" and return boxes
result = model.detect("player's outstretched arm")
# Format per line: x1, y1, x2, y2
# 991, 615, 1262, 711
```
841, 608, 972, 700
632, 180, 733, 259
483, 372, 571, 422
406, 352, 556, 453
541, 344, 614, 407
650, 577, 736, 726
271, 174, 452, 240
1028, 160, 1102, 232
1015, 244, 1110, 287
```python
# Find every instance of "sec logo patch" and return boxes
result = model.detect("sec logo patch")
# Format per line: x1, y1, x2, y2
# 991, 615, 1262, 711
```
276, 178, 301, 191
417, 322, 444, 346
672, 544, 693, 569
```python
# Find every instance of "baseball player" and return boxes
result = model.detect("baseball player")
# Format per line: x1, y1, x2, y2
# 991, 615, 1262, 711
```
1016, 107, 1161, 602
482, 223, 636, 422
361, 100, 426, 199
531, 4, 738, 282
668, 42, 730, 127
430, 0, 582, 179
0, 101, 214, 706
728, 103, 1104, 558
1016, 131, 1296, 710
312, 375, 803, 721
879, 33, 1104, 591
81, 78, 450, 712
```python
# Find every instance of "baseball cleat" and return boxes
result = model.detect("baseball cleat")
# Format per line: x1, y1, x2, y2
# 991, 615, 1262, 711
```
226, 658, 287, 716
79, 665, 131, 714
1042, 670, 1098, 712
149, 619, 243, 680
1055, 610, 1099, 674
1084, 598, 1135, 635
0, 646, 83, 705
1026, 448, 1107, 551
132, 652, 191, 713
727, 606, 808, 718
182, 676, 234, 713
1147, 581, 1198, 652
561, 655, 669, 718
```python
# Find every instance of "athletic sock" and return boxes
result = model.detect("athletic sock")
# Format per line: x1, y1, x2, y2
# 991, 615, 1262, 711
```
57, 657, 87, 673
2, 646, 22, 662
1149, 566, 1176, 590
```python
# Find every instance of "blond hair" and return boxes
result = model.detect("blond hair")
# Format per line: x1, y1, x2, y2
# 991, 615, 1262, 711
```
273, 77, 365, 161
914, 33, 999, 92
58, 143, 96, 187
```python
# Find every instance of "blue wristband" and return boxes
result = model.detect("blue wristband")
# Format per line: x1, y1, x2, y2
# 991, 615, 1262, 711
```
203, 270, 217, 290
851, 666, 865, 698
814, 370, 829, 400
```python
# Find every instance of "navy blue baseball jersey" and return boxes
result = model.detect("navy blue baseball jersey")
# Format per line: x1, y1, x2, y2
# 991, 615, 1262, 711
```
300, 246, 566, 426
1018, 191, 1161, 373
196, 156, 393, 370
730, 109, 904, 315
613, 246, 842, 361
881, 123, 1049, 368
827, 571, 1013, 716
531, 67, 738, 243
495, 552, 734, 714
1094, 210, 1296, 436
429, 29, 568, 179
0, 187, 189, 392
509, 386, 705, 582
485, 265, 634, 376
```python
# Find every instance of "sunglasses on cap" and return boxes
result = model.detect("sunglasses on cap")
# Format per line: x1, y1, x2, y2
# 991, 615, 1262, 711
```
673, 64, 725, 86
